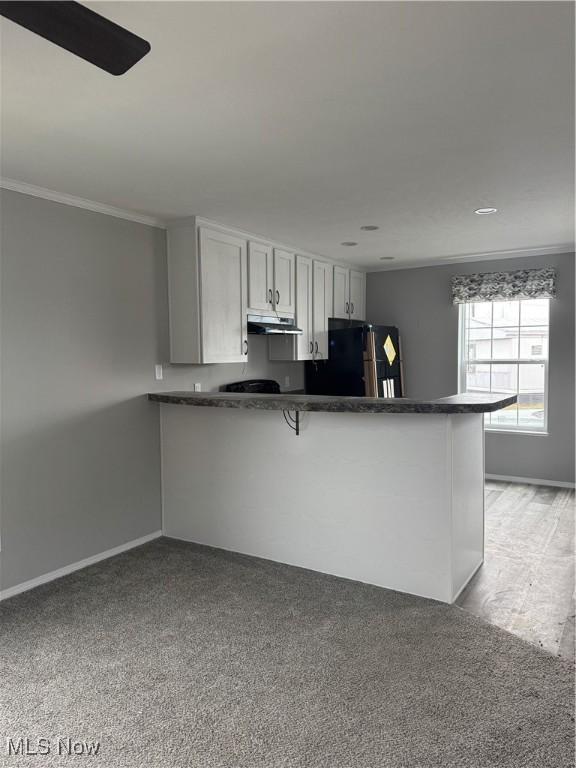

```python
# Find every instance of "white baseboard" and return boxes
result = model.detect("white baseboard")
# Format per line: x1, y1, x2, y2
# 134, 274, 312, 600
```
451, 558, 484, 603
486, 473, 575, 489
0, 530, 162, 602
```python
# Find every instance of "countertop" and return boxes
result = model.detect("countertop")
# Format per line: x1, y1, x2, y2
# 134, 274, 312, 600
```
148, 391, 517, 414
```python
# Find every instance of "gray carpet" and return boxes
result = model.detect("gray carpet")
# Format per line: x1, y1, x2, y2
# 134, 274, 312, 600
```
0, 538, 573, 768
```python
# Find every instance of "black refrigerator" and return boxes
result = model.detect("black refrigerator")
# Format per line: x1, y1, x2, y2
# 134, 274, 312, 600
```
305, 320, 403, 398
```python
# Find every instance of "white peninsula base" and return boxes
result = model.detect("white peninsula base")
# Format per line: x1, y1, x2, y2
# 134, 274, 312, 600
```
159, 405, 485, 603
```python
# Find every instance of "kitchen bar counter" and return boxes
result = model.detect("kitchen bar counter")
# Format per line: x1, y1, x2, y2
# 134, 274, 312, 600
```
149, 391, 516, 414
153, 391, 516, 605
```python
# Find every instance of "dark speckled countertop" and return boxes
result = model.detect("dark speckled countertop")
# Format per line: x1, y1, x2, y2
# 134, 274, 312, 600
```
148, 391, 517, 414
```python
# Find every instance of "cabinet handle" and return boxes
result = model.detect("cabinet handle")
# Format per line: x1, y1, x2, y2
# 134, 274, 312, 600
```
315, 341, 319, 354
309, 341, 313, 353
268, 288, 273, 304
350, 302, 354, 315
346, 302, 349, 314
275, 289, 280, 305
243, 340, 248, 355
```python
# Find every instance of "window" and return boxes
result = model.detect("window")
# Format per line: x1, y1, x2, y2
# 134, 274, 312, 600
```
459, 299, 550, 432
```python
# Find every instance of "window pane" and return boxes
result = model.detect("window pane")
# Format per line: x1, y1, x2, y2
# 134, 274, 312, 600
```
491, 402, 518, 427
491, 327, 519, 360
519, 328, 549, 359
490, 363, 518, 395
490, 364, 518, 426
518, 363, 546, 428
459, 300, 549, 433
468, 328, 491, 360
519, 362, 545, 392
520, 299, 549, 327
468, 302, 492, 328
492, 300, 519, 327
466, 363, 490, 393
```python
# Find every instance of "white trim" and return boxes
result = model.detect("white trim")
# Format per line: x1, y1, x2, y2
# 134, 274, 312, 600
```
458, 301, 550, 434
452, 558, 484, 603
0, 530, 162, 602
457, 304, 467, 394
368, 244, 573, 272
1, 180, 571, 268
486, 474, 575, 489
0, 178, 166, 229
440, 245, 571, 263
172, 216, 365, 273
486, 428, 548, 437
0, 185, 365, 272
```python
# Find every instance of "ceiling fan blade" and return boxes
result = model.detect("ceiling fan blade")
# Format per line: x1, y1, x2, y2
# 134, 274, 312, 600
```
0, 1, 150, 75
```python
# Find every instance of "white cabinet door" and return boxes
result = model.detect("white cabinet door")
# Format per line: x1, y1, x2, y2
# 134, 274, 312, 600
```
333, 266, 350, 319
273, 248, 295, 315
199, 228, 248, 363
296, 255, 314, 361
267, 254, 313, 362
313, 260, 333, 360
247, 241, 273, 312
349, 270, 366, 321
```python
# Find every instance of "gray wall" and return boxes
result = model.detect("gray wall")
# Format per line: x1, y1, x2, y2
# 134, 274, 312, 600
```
0, 190, 302, 591
156, 337, 304, 395
366, 252, 575, 484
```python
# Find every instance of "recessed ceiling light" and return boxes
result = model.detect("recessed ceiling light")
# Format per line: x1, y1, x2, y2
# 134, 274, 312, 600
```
379, 256, 395, 261
360, 225, 379, 231
474, 207, 498, 215
341, 241, 358, 246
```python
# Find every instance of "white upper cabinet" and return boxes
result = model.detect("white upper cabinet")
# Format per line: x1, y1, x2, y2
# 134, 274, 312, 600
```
333, 265, 351, 319
167, 221, 248, 364
313, 260, 333, 360
247, 241, 273, 312
168, 216, 364, 366
273, 248, 295, 315
349, 270, 366, 321
199, 228, 248, 363
295, 255, 314, 360
333, 266, 366, 321
247, 243, 295, 315
268, 254, 314, 362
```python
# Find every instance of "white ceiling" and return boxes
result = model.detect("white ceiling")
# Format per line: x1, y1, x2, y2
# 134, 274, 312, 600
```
1, 1, 574, 268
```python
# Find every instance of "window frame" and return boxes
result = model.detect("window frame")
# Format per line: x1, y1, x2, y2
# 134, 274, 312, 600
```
458, 301, 550, 435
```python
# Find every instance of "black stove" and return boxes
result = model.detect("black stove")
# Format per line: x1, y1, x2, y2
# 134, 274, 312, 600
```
221, 379, 281, 394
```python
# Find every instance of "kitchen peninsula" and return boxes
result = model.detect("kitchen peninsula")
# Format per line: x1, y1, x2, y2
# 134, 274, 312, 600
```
150, 391, 516, 603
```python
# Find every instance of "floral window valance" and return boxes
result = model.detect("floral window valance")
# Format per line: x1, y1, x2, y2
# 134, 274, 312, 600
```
451, 267, 556, 304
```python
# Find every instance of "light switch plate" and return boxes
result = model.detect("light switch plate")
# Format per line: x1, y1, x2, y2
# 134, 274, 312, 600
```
155, 364, 163, 381
194, 382, 202, 392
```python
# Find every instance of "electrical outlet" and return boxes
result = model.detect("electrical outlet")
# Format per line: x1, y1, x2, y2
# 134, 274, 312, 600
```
194, 382, 202, 392
284, 375, 290, 389
155, 364, 163, 381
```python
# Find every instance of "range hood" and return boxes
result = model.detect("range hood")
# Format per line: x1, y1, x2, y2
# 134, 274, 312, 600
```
247, 313, 302, 335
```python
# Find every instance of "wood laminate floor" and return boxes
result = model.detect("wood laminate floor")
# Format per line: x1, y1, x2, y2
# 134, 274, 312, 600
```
457, 481, 575, 659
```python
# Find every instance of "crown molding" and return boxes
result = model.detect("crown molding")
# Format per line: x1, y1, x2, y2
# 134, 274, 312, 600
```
3, 179, 571, 268
0, 178, 166, 229
171, 215, 363, 271
366, 244, 575, 272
